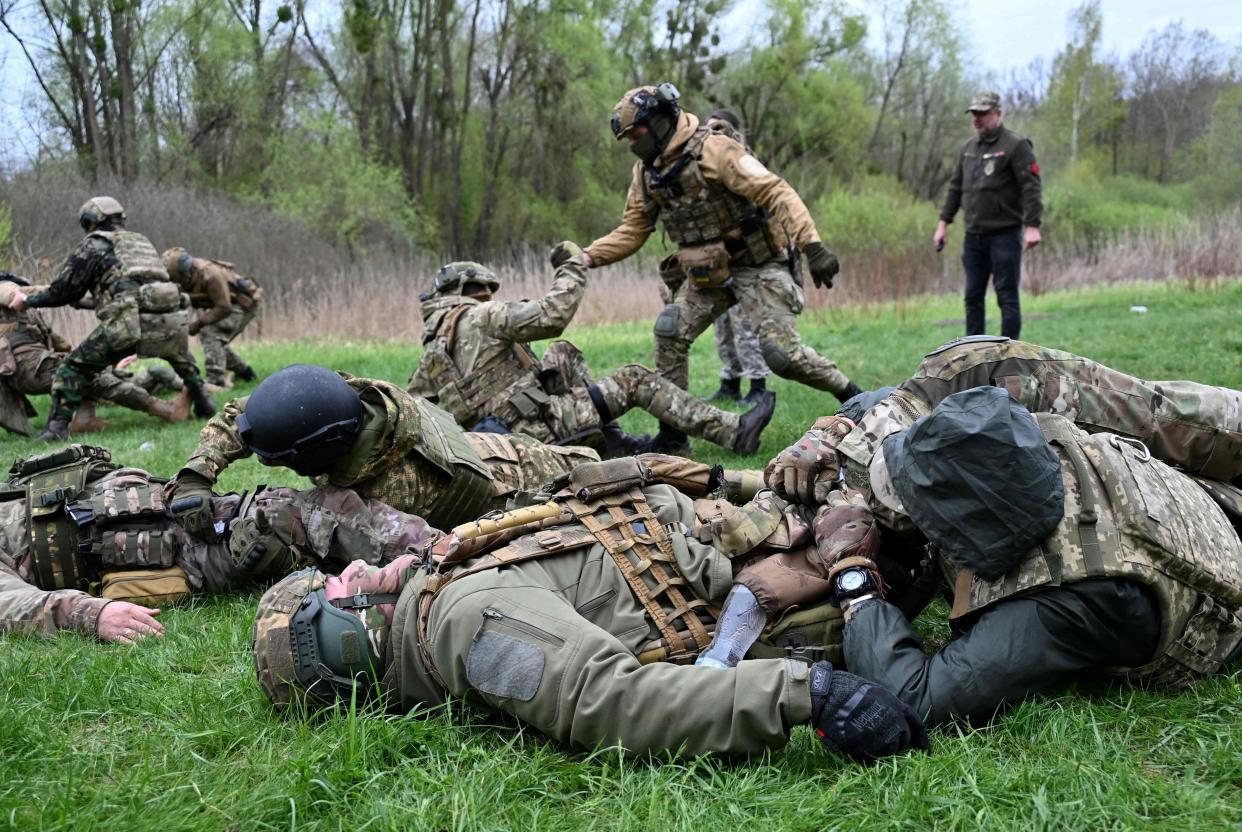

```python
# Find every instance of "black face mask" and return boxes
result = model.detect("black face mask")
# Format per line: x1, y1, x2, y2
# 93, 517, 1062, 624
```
629, 113, 675, 165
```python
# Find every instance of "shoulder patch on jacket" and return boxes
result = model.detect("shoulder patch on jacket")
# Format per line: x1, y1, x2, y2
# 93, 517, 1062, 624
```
738, 155, 770, 178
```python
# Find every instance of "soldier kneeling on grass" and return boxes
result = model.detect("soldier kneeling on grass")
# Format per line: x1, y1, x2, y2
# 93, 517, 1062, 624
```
0, 444, 439, 644
251, 453, 930, 764
699, 359, 1242, 727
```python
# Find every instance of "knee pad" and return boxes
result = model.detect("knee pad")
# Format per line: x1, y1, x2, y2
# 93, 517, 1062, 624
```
760, 339, 792, 374
653, 304, 681, 339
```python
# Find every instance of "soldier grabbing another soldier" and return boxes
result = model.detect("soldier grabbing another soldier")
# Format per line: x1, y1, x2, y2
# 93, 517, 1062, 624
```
161, 246, 262, 388
5, 196, 216, 440
583, 84, 861, 452
407, 242, 776, 458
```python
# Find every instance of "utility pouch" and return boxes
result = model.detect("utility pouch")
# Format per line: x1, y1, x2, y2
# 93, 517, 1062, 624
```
1131, 594, 1242, 686
99, 566, 192, 607
676, 240, 731, 288
9, 444, 111, 480
508, 387, 551, 420
749, 601, 844, 666
657, 253, 686, 297
568, 457, 651, 501
137, 281, 182, 313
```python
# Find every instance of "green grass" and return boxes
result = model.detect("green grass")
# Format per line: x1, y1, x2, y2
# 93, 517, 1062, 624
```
2, 278, 1241, 830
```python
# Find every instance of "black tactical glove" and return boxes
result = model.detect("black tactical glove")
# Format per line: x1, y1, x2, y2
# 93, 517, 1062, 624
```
167, 471, 217, 538
804, 243, 840, 289
550, 241, 584, 269
809, 660, 929, 763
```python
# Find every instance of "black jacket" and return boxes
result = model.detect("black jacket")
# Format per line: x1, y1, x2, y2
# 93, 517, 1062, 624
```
940, 126, 1043, 234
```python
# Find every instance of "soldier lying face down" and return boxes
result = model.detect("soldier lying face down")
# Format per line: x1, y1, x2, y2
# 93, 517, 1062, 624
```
251, 454, 929, 764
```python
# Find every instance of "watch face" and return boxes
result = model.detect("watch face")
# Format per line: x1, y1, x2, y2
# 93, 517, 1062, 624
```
838, 569, 867, 594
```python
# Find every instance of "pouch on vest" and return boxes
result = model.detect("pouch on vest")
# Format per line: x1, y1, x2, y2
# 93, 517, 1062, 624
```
8, 444, 112, 480
657, 253, 685, 296
749, 601, 845, 667
99, 567, 191, 607
137, 281, 182, 313
675, 240, 731, 288
568, 457, 651, 500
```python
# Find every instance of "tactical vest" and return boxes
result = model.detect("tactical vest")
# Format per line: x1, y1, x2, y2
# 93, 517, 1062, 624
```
203, 259, 263, 309
641, 127, 781, 266
89, 230, 168, 299
419, 300, 551, 435
409, 396, 498, 532
5, 445, 178, 592
946, 414, 1242, 687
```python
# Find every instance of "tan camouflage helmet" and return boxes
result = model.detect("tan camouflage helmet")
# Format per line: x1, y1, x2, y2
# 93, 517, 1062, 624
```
161, 247, 194, 283
432, 261, 501, 296
610, 83, 680, 139
252, 567, 326, 709
78, 196, 126, 231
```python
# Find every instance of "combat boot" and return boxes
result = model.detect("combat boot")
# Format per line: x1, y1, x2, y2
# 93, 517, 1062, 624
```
709, 378, 741, 402
740, 377, 768, 405
839, 381, 865, 404
188, 382, 217, 418
35, 417, 70, 442
732, 390, 777, 455
149, 391, 191, 423
599, 422, 651, 457
641, 422, 691, 456
234, 363, 257, 383
69, 401, 109, 434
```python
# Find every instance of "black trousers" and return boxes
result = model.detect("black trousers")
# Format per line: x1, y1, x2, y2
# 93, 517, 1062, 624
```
962, 227, 1023, 339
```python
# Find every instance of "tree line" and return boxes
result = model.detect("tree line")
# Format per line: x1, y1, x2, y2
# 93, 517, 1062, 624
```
1, 0, 1239, 258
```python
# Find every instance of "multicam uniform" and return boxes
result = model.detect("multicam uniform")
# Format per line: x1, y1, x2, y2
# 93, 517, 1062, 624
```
0, 282, 165, 435
587, 111, 853, 398
714, 304, 768, 383
256, 457, 847, 755
174, 376, 598, 531
0, 446, 435, 639
22, 230, 203, 422
408, 256, 751, 451
172, 252, 262, 386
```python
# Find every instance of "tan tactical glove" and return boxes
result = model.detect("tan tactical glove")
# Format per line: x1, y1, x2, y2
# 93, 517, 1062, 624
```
228, 506, 299, 576
764, 415, 855, 504
550, 241, 584, 269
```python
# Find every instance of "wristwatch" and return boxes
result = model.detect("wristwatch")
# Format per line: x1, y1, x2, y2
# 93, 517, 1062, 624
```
833, 566, 878, 601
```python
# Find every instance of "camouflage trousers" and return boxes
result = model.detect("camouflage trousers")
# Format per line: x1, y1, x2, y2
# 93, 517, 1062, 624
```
510, 341, 742, 450
50, 316, 203, 421
838, 337, 1242, 484
200, 302, 258, 385
714, 305, 768, 381
127, 362, 184, 393
1, 347, 160, 435
654, 261, 852, 398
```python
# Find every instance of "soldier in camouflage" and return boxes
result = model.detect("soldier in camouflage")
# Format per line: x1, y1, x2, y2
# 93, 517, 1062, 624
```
0, 275, 189, 435
407, 243, 776, 457
6, 197, 216, 440
165, 364, 599, 540
585, 85, 861, 451
250, 454, 928, 763
0, 444, 436, 643
751, 338, 1242, 725
161, 247, 261, 388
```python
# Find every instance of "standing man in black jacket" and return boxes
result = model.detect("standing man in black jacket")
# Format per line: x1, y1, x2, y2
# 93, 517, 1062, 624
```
933, 91, 1043, 339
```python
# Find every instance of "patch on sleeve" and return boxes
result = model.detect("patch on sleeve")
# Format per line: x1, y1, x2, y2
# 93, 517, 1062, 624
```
467, 630, 546, 701
1030, 162, 1040, 176
738, 154, 771, 178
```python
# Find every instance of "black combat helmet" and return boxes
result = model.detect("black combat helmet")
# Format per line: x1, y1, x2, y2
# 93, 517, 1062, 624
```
235, 365, 365, 477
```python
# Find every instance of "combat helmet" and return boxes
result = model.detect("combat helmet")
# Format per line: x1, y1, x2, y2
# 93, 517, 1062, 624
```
610, 83, 681, 163
78, 196, 126, 232
253, 568, 387, 708
428, 261, 500, 298
235, 365, 365, 477
161, 247, 194, 284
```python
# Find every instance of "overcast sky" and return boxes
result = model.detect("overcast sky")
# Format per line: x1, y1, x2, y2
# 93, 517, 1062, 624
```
1, 0, 1240, 168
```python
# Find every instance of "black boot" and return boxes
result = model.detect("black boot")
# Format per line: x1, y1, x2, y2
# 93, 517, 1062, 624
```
732, 390, 777, 455
741, 376, 768, 405
188, 382, 217, 418
234, 363, 257, 382
709, 378, 741, 402
839, 381, 865, 404
35, 417, 71, 442
641, 422, 691, 455
599, 422, 651, 457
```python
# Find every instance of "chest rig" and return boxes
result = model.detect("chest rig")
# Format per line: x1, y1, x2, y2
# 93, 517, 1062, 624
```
419, 300, 551, 434
641, 127, 781, 266
5, 445, 178, 592
413, 457, 722, 689
945, 414, 1242, 686
88, 230, 169, 301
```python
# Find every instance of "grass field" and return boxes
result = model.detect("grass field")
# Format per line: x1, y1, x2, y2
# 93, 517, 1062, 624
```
2, 279, 1240, 830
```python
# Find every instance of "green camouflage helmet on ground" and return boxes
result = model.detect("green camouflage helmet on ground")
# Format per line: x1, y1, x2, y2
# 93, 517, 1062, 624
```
252, 568, 328, 709
78, 196, 126, 231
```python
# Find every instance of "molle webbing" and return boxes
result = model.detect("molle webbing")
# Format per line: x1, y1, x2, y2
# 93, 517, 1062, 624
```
567, 488, 715, 661
67, 478, 176, 569
90, 230, 167, 288
24, 462, 95, 591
